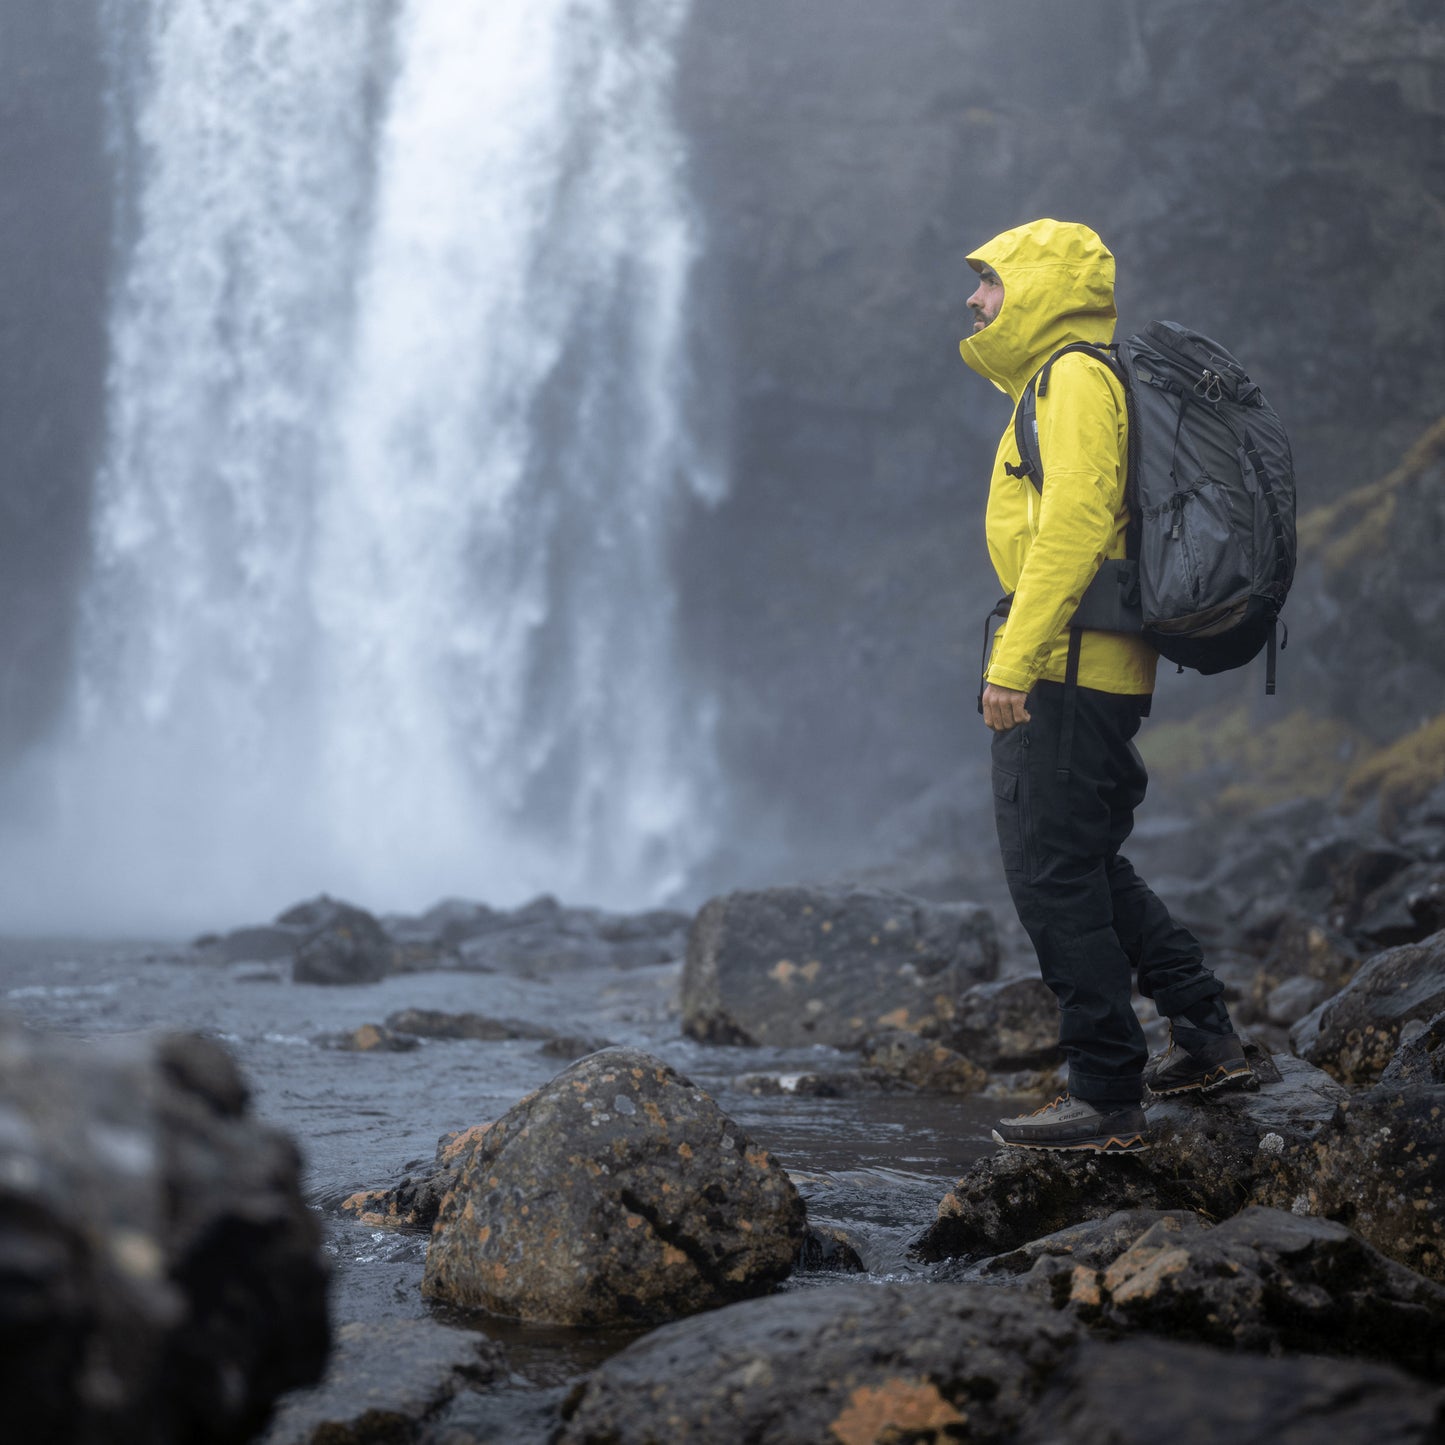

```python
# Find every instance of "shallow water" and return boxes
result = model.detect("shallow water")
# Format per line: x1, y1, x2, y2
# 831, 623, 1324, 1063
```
0, 936, 1012, 1435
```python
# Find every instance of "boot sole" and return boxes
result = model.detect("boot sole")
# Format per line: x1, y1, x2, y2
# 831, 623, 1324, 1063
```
1147, 1063, 1253, 1098
990, 1128, 1150, 1154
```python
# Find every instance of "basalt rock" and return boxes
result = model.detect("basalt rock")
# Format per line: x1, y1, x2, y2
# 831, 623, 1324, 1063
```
259, 1319, 505, 1445
913, 1054, 1345, 1264
340, 1124, 492, 1231
681, 884, 998, 1048
1054, 1206, 1445, 1379
944, 975, 1059, 1069
0, 1020, 328, 1445
973, 1208, 1206, 1282
556, 1283, 1083, 1445
285, 897, 397, 985
421, 1048, 806, 1325
382, 1008, 553, 1043
1379, 1011, 1445, 1088
1015, 1336, 1445, 1445
859, 1029, 986, 1094
1290, 929, 1445, 1086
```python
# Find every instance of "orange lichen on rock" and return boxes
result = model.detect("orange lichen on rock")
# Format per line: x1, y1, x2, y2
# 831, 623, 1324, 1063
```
437, 1123, 493, 1165
828, 1378, 965, 1445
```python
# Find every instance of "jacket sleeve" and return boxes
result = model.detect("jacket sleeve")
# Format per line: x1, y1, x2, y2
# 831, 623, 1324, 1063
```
984, 355, 1127, 693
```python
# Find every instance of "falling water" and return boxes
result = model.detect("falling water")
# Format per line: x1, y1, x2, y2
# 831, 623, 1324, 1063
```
3, 0, 721, 932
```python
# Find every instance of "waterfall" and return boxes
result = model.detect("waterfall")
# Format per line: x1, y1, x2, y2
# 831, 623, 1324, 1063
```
5, 0, 720, 932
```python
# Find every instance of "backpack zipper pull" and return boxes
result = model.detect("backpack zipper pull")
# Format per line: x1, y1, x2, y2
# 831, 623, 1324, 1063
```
1170, 493, 1185, 540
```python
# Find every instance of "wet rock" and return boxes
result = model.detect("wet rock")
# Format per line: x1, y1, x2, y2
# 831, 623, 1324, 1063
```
681, 884, 998, 1048
944, 975, 1059, 1069
421, 1048, 806, 1325
913, 1054, 1345, 1264
1379, 1010, 1445, 1088
860, 1029, 986, 1093
974, 1208, 1204, 1281
260, 1319, 505, 1445
1264, 975, 1333, 1027
1060, 1206, 1445, 1378
1252, 1081, 1445, 1283
1290, 929, 1445, 1086
1016, 1335, 1445, 1445
556, 1282, 1082, 1445
1325, 841, 1418, 935
382, 1008, 553, 1043
195, 924, 306, 964
285, 897, 396, 985
386, 895, 690, 976
319, 1024, 420, 1053
732, 1069, 895, 1098
537, 1034, 612, 1061
0, 1020, 328, 1445
796, 1224, 866, 1274
1352, 862, 1445, 950
1260, 911, 1359, 992
340, 1124, 493, 1230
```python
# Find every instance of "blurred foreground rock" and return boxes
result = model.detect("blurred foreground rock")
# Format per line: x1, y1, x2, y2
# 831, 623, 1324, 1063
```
421, 1048, 806, 1324
0, 1019, 328, 1445
261, 1319, 504, 1445
681, 884, 997, 1047
556, 1281, 1445, 1444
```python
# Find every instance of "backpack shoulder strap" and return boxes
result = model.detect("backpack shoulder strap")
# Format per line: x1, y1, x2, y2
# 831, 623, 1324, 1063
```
1003, 342, 1124, 493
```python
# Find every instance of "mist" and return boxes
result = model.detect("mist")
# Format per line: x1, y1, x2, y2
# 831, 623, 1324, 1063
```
1, 0, 1442, 934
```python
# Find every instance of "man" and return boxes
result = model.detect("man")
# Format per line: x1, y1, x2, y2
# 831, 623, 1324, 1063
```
959, 218, 1250, 1153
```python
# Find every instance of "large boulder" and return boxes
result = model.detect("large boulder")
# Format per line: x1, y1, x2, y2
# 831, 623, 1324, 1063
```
681, 885, 998, 1048
0, 1020, 328, 1445
1290, 928, 1445, 1085
421, 1048, 806, 1325
557, 1283, 1082, 1445
557, 1280, 1445, 1445
287, 897, 397, 985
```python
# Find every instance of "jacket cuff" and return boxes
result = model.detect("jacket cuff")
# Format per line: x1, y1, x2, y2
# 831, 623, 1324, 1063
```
984, 664, 1035, 694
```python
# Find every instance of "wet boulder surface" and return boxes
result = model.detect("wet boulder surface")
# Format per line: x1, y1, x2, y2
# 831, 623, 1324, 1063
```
0, 1019, 328, 1445
1290, 928, 1445, 1085
681, 884, 998, 1048
421, 1047, 806, 1325
556, 1280, 1445, 1445
260, 1319, 505, 1445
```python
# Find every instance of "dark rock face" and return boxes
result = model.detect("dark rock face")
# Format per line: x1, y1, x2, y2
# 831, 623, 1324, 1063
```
1015, 1336, 1445, 1445
557, 1283, 1082, 1445
1291, 929, 1445, 1085
260, 1319, 504, 1445
681, 885, 997, 1048
1380, 1011, 1445, 1088
558, 1280, 1445, 1445
0, 1021, 328, 1445
421, 1048, 806, 1325
945, 976, 1060, 1069
914, 1054, 1346, 1263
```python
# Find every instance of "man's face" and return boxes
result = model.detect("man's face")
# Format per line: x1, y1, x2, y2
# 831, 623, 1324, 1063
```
967, 263, 1004, 332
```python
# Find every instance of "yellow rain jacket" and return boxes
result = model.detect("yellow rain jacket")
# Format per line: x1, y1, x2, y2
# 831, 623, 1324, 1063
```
960, 218, 1157, 698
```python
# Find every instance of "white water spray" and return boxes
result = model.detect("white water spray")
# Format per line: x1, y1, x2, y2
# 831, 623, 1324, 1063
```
3, 0, 721, 932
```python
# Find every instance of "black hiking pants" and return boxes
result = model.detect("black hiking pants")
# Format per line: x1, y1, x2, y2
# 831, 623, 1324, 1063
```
990, 679, 1231, 1106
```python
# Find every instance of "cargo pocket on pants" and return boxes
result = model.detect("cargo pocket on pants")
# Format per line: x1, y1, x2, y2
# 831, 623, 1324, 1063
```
993, 767, 1024, 876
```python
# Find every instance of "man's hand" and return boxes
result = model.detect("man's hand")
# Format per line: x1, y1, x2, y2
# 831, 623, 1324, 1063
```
981, 683, 1031, 732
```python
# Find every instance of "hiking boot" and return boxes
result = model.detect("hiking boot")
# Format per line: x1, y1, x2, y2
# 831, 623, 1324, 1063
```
1144, 1029, 1252, 1097
991, 1094, 1150, 1153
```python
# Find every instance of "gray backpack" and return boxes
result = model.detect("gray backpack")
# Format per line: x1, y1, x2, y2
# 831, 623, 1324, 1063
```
1007, 321, 1296, 692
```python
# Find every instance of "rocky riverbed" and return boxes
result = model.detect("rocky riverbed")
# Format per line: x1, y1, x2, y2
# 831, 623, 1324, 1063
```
4, 808, 1445, 1441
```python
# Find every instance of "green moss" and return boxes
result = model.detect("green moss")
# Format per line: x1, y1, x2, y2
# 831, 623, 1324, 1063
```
1342, 712, 1445, 832
1141, 704, 1370, 817
1297, 415, 1445, 577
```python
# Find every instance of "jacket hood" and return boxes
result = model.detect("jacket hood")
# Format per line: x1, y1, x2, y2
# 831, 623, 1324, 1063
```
959, 218, 1117, 400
